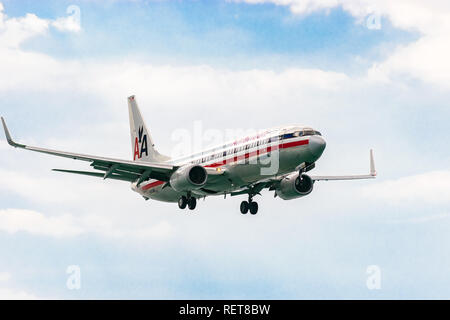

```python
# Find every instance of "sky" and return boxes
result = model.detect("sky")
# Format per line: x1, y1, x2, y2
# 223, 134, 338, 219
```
0, 0, 449, 299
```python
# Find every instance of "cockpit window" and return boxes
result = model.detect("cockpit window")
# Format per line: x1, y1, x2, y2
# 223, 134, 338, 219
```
285, 129, 321, 138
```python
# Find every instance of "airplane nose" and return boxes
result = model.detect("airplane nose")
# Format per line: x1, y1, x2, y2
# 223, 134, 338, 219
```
308, 136, 326, 157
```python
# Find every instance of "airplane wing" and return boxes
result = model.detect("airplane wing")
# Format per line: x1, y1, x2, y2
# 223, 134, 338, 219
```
230, 149, 376, 197
1, 117, 176, 183
309, 149, 376, 181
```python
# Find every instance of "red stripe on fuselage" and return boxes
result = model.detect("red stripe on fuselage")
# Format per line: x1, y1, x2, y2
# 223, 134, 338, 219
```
141, 138, 309, 191
141, 180, 165, 191
280, 139, 309, 150
206, 138, 309, 168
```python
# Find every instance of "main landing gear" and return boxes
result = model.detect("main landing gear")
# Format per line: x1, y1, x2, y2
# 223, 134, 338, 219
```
178, 195, 197, 210
240, 195, 258, 215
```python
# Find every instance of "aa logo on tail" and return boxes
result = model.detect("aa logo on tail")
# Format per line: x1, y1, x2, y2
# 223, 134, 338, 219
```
134, 126, 148, 160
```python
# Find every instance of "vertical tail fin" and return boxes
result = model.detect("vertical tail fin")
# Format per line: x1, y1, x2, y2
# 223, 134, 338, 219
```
128, 95, 170, 162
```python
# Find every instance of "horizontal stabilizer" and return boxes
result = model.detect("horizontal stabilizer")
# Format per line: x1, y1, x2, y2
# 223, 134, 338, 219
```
52, 169, 136, 182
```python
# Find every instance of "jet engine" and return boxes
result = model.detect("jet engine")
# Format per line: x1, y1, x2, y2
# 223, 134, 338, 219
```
275, 173, 314, 200
169, 164, 207, 192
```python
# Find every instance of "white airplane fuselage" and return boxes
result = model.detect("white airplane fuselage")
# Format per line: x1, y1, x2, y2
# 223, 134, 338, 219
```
133, 126, 326, 202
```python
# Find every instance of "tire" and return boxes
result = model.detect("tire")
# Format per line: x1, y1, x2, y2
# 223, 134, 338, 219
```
188, 197, 197, 210
178, 196, 187, 209
240, 201, 249, 214
249, 201, 258, 215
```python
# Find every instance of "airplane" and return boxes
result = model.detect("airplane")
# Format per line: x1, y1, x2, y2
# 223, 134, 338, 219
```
1, 95, 376, 215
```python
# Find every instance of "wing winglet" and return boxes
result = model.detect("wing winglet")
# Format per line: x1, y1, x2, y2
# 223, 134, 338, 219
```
1, 117, 25, 148
370, 149, 376, 176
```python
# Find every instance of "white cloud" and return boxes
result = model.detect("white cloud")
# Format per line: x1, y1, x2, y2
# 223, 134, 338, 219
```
0, 2, 344, 101
0, 287, 38, 299
134, 221, 174, 239
0, 208, 175, 240
362, 171, 450, 205
236, 0, 449, 31
0, 271, 38, 299
0, 52, 349, 98
51, 5, 81, 33
239, 0, 371, 17
52, 16, 81, 33
237, 0, 450, 87
0, 209, 84, 237
388, 212, 450, 224
0, 272, 11, 282
0, 8, 49, 49
0, 169, 83, 204
0, 2, 79, 50
0, 4, 81, 91
78, 214, 175, 240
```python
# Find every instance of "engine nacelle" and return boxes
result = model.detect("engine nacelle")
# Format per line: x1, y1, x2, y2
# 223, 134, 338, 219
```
276, 173, 314, 200
169, 164, 207, 192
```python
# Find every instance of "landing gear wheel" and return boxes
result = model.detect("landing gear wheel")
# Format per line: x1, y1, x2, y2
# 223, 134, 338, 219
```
178, 196, 187, 209
188, 197, 197, 210
240, 201, 249, 214
249, 201, 258, 215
